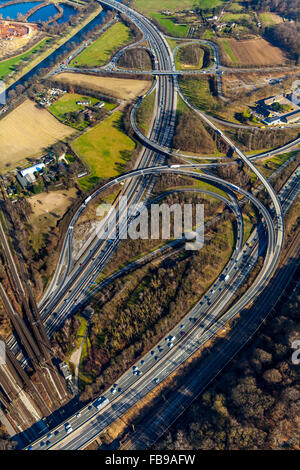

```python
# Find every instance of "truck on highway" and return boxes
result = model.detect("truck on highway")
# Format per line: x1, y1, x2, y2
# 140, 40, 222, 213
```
94, 397, 109, 411
170, 164, 180, 168
65, 423, 72, 433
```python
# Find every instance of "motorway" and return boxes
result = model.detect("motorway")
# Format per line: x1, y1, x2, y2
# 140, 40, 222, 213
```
24, 156, 289, 449
25, 162, 299, 450
22, 0, 299, 450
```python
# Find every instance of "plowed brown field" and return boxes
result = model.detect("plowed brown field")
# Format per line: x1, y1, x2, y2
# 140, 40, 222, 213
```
223, 38, 288, 66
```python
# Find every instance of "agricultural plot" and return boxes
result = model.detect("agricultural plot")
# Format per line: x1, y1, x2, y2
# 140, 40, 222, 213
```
219, 38, 288, 66
0, 99, 74, 171
53, 73, 151, 101
134, 0, 223, 13
71, 22, 132, 68
222, 13, 251, 23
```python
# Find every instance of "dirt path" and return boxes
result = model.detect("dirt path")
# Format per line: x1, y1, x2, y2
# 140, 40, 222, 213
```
69, 332, 87, 393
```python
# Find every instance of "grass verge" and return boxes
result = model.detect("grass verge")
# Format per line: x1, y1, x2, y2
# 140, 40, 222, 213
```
71, 22, 133, 67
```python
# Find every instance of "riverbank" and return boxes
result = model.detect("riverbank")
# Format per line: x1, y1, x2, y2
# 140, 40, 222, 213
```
0, 37, 50, 81
5, 4, 103, 89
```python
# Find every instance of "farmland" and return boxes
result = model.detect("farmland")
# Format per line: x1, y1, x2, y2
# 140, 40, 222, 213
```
222, 13, 251, 23
219, 38, 289, 66
53, 73, 151, 101
0, 99, 74, 171
71, 22, 133, 68
72, 111, 136, 191
133, 0, 223, 14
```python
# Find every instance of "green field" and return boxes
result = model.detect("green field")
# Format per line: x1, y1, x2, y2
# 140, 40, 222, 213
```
0, 38, 50, 80
184, 178, 230, 200
198, 0, 224, 9
134, 0, 194, 13
134, 0, 223, 13
166, 37, 183, 52
50, 93, 97, 117
72, 111, 135, 191
260, 12, 283, 26
227, 2, 243, 12
49, 93, 116, 130
71, 22, 132, 68
222, 13, 251, 22
49, 93, 115, 126
256, 151, 298, 178
202, 29, 215, 40
151, 13, 189, 37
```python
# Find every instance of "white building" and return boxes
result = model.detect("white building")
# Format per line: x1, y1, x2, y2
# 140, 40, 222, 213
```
16, 163, 45, 188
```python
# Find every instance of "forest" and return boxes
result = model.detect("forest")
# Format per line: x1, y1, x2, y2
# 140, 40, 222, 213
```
267, 22, 300, 61
155, 277, 300, 450
248, 0, 300, 21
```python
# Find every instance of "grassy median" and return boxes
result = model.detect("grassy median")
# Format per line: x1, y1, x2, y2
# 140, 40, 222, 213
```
71, 22, 133, 68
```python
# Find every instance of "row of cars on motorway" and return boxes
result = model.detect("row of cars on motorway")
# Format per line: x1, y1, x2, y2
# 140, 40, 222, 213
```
29, 166, 299, 450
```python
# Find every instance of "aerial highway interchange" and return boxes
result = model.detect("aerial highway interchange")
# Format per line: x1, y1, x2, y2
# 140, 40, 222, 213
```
12, 0, 299, 451
0, 0, 298, 452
